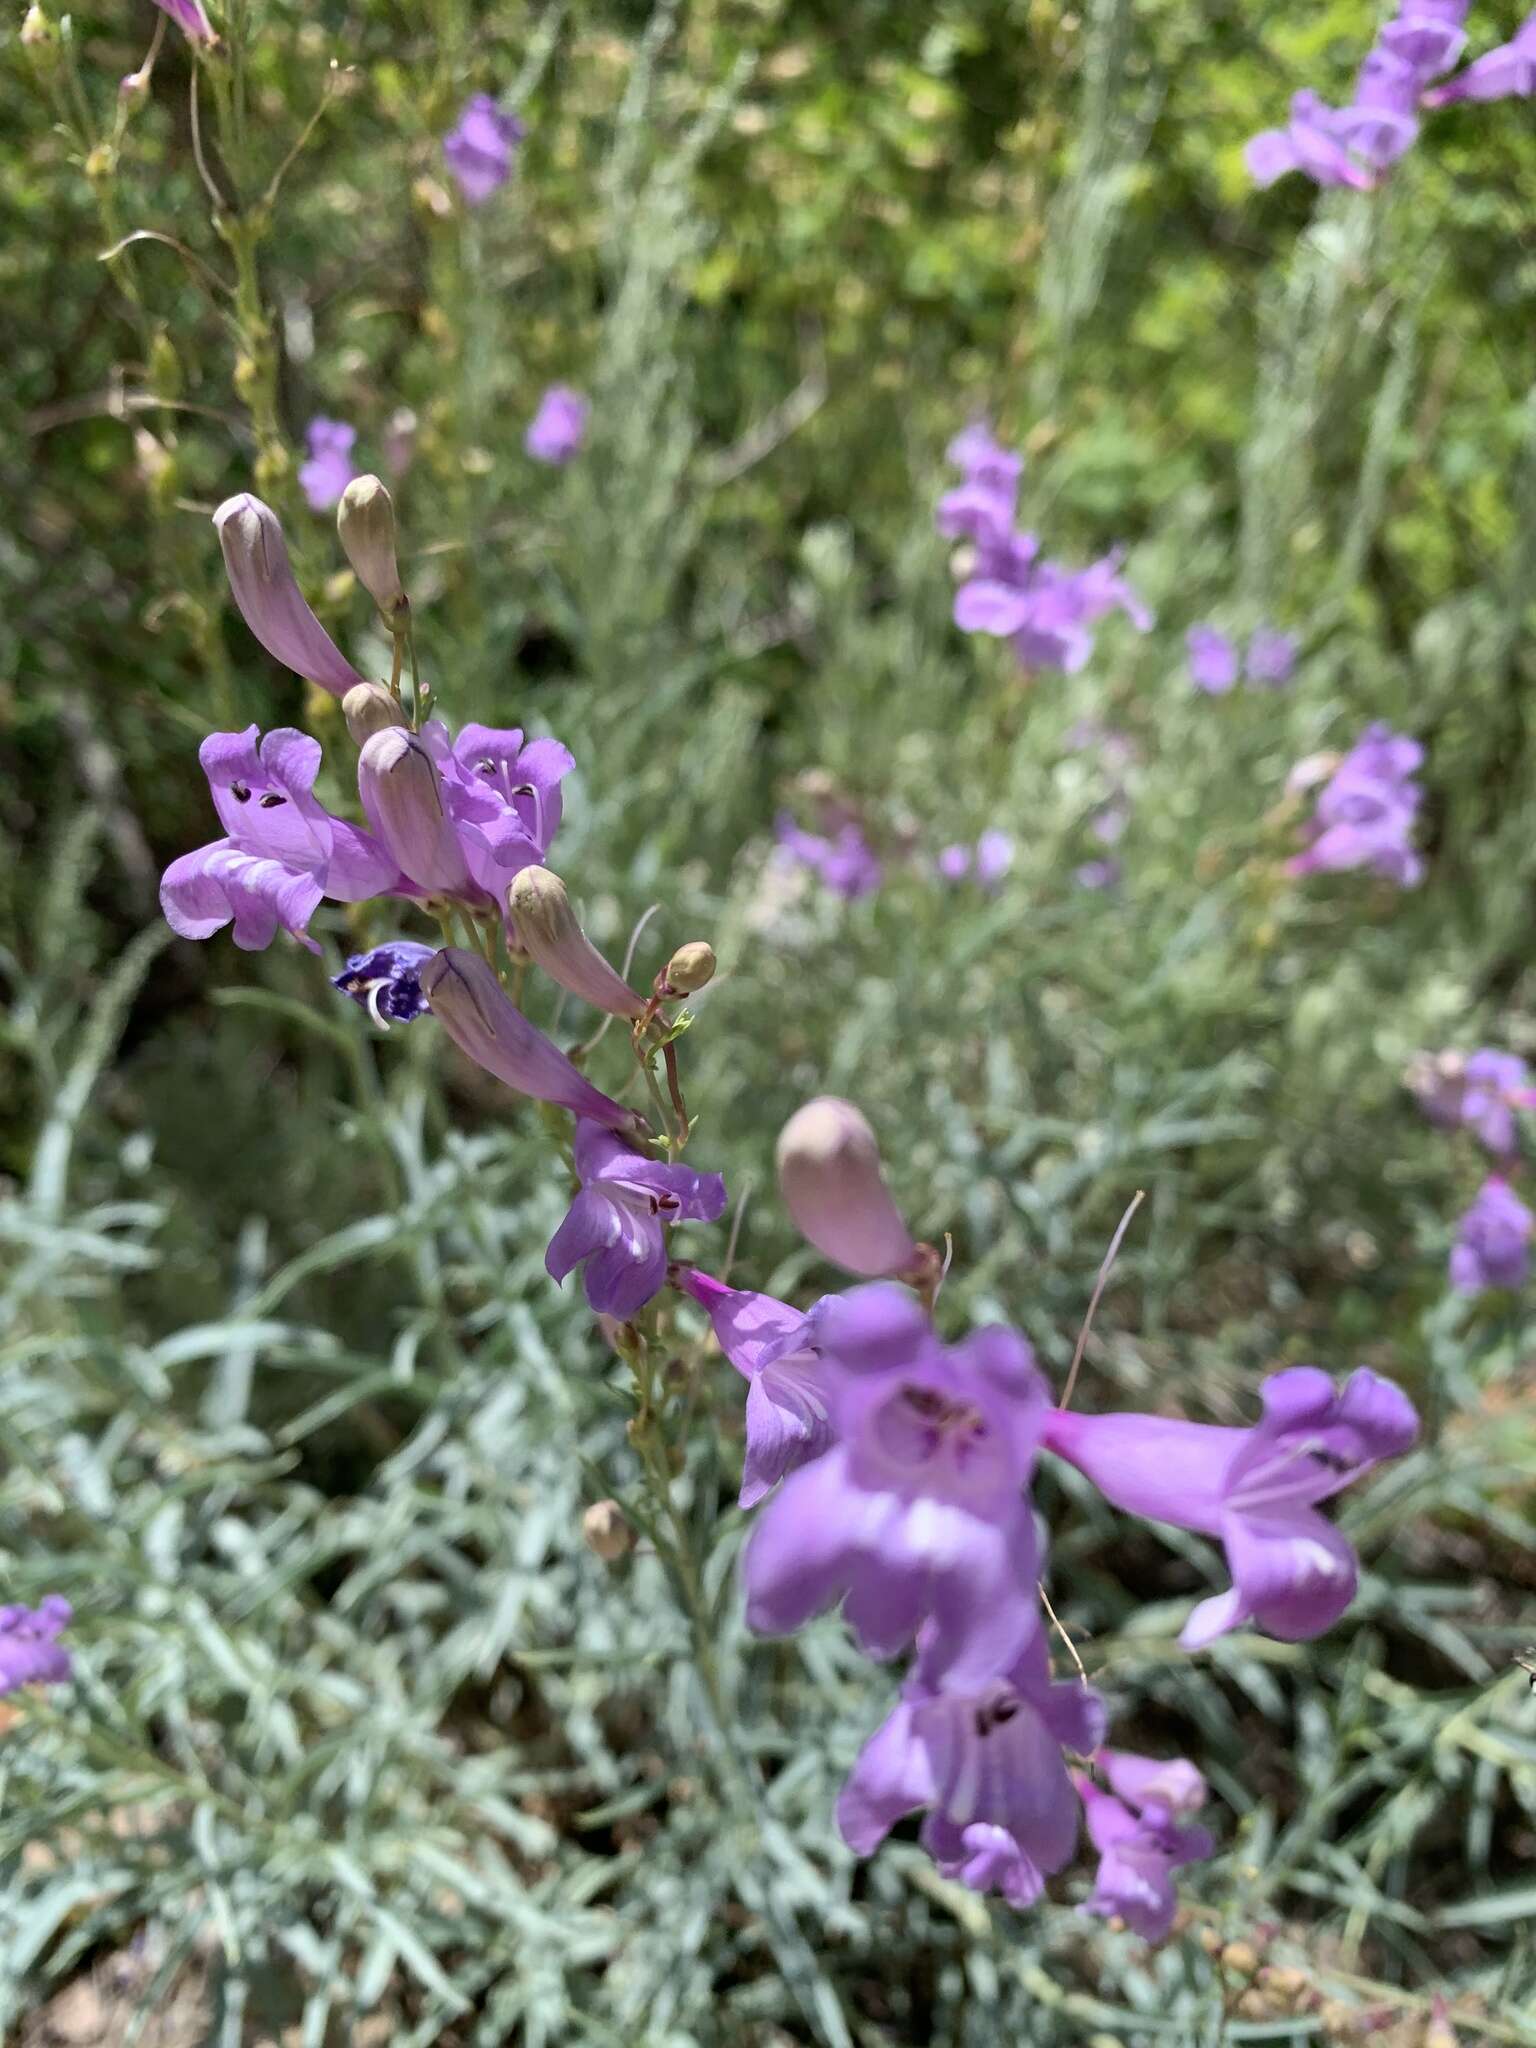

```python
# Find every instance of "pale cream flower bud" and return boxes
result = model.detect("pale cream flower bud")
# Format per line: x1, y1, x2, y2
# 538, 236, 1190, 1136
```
582, 1500, 633, 1562
507, 866, 645, 1019
775, 1097, 917, 1278
337, 475, 406, 622
664, 941, 716, 994
342, 681, 407, 746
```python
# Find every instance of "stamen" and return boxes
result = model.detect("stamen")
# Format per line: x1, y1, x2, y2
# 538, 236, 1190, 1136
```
231, 782, 251, 802
258, 793, 287, 808
365, 980, 393, 1032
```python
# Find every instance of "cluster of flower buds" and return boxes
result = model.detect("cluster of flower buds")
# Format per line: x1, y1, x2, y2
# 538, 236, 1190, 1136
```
1407, 1048, 1536, 1294
676, 1098, 1418, 1930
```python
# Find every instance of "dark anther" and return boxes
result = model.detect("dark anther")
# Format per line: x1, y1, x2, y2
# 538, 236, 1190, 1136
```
258, 793, 287, 808
231, 782, 252, 802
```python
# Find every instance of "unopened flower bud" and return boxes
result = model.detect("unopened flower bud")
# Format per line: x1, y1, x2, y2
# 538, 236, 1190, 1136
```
423, 948, 643, 1134
20, 4, 58, 65
342, 681, 407, 746
664, 941, 716, 994
119, 66, 151, 104
214, 493, 364, 697
507, 866, 644, 1018
337, 475, 407, 622
582, 1500, 633, 1561
775, 1097, 917, 1277
357, 730, 469, 894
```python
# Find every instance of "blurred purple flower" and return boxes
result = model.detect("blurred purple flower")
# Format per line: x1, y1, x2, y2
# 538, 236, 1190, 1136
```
298, 419, 357, 513
1288, 722, 1425, 888
743, 1284, 1051, 1685
332, 940, 436, 1027
1426, 9, 1536, 104
1246, 91, 1377, 190
1335, 50, 1422, 167
161, 726, 398, 953
1043, 1365, 1418, 1648
1091, 801, 1128, 847
0, 1596, 72, 1696
937, 830, 1014, 887
1245, 626, 1298, 688
775, 816, 883, 900
152, 0, 215, 44
1187, 626, 1238, 695
837, 1623, 1104, 1908
1380, 0, 1470, 79
1075, 859, 1122, 892
1076, 1751, 1214, 1941
679, 1270, 832, 1506
547, 1122, 726, 1320
1412, 1048, 1535, 1156
443, 93, 525, 204
1449, 1175, 1533, 1293
525, 385, 589, 466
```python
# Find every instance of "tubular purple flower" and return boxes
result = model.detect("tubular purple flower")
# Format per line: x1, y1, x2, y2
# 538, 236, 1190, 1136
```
679, 1269, 833, 1506
1449, 1175, 1533, 1294
444, 93, 525, 204
1043, 1366, 1418, 1649
525, 385, 590, 465
358, 730, 472, 895
427, 722, 574, 898
775, 815, 884, 900
1336, 50, 1421, 168
298, 418, 358, 513
743, 1284, 1051, 1684
1075, 1753, 1214, 1941
1424, 10, 1536, 104
547, 1123, 726, 1321
332, 940, 436, 1027
1379, 1, 1469, 80
1288, 722, 1425, 887
508, 866, 644, 1018
1245, 92, 1376, 191
776, 1097, 917, 1278
0, 1595, 73, 1695
152, 0, 215, 44
161, 726, 399, 953
214, 494, 367, 698
423, 948, 642, 1134
837, 1624, 1104, 1908
1188, 626, 1238, 695
1245, 626, 1298, 687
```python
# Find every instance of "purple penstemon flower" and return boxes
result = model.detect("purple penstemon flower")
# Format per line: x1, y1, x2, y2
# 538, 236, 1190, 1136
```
1380, 1, 1470, 80
298, 418, 358, 513
938, 831, 1015, 887
1335, 49, 1422, 169
152, 0, 216, 44
743, 1284, 1051, 1684
1449, 1175, 1533, 1294
1075, 1750, 1214, 1941
775, 816, 883, 901
161, 727, 399, 953
443, 93, 526, 204
1043, 1365, 1419, 1649
1288, 723, 1425, 887
1246, 91, 1377, 191
1425, 9, 1536, 105
1187, 626, 1238, 696
678, 1269, 832, 1507
427, 721, 573, 896
423, 948, 645, 1136
0, 1596, 73, 1695
837, 1620, 1104, 1908
332, 940, 436, 1027
214, 495, 368, 698
547, 1123, 726, 1321
1245, 626, 1298, 688
956, 548, 1151, 677
525, 385, 589, 465
1412, 1048, 1536, 1157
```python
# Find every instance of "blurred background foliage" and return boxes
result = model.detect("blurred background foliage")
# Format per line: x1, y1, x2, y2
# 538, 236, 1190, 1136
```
4, 0, 1536, 2042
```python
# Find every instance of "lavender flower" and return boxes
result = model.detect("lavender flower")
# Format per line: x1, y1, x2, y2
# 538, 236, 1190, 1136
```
1288, 723, 1425, 888
298, 419, 358, 514
743, 1284, 1051, 1684
1426, 10, 1536, 104
1187, 626, 1238, 696
1043, 1366, 1418, 1649
443, 94, 525, 205
423, 949, 643, 1135
214, 495, 367, 698
0, 1596, 72, 1695
332, 940, 436, 1027
525, 385, 589, 466
775, 816, 883, 900
1449, 1175, 1533, 1294
837, 1625, 1104, 1908
151, 0, 215, 44
161, 727, 398, 953
678, 1270, 832, 1507
1245, 626, 1298, 688
547, 1123, 726, 1320
1076, 1751, 1214, 1941
775, 1097, 918, 1279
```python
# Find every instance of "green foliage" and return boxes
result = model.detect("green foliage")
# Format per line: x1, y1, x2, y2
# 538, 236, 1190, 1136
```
5, 0, 1536, 2041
